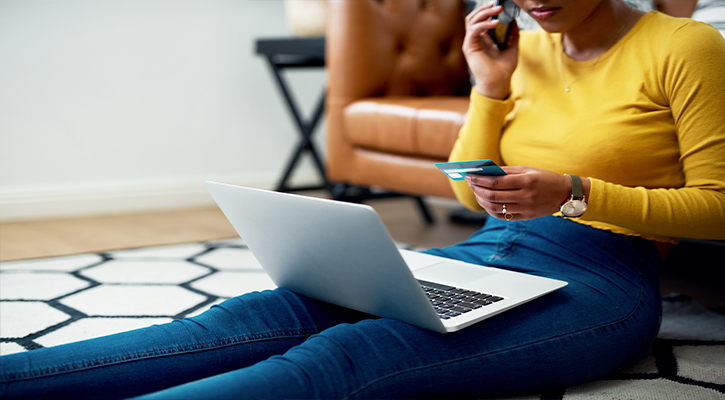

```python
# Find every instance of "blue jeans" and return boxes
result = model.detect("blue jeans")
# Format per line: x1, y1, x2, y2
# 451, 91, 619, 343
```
0, 216, 663, 399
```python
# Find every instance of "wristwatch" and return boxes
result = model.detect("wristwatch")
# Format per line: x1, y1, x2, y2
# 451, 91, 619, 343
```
561, 174, 587, 218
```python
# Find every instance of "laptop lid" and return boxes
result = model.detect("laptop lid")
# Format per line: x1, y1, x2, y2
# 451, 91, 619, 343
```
205, 181, 447, 332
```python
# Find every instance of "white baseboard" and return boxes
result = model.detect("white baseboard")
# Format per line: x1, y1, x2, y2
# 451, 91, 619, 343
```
0, 172, 324, 222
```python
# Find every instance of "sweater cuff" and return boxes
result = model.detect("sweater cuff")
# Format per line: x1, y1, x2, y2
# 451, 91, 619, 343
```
582, 178, 604, 221
470, 88, 513, 117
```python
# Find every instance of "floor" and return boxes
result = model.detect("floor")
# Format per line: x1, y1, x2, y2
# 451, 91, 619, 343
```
0, 196, 479, 262
0, 207, 242, 262
1, 195, 723, 313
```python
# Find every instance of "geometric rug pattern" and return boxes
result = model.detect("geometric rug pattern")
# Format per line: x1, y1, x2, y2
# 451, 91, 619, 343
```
0, 239, 273, 355
1, 240, 724, 399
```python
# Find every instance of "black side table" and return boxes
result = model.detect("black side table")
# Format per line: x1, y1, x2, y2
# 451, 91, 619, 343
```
255, 36, 328, 193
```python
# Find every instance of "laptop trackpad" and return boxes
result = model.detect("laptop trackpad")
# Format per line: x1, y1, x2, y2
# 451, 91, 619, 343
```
414, 261, 495, 287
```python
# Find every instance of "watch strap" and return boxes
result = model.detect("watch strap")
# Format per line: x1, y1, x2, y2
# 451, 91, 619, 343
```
565, 174, 584, 201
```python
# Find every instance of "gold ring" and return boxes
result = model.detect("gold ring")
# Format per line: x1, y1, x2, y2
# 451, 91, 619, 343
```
502, 204, 513, 221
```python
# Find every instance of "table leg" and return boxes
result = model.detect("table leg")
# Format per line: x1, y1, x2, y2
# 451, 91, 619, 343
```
265, 56, 329, 192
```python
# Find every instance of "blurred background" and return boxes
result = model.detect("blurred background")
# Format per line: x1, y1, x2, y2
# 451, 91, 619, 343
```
0, 0, 327, 222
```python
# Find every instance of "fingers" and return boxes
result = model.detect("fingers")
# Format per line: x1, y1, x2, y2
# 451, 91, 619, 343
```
481, 200, 518, 221
465, 1, 502, 23
483, 200, 516, 215
465, 169, 526, 191
500, 203, 516, 221
466, 177, 519, 220
472, 191, 519, 214
464, 3, 503, 45
464, 168, 533, 219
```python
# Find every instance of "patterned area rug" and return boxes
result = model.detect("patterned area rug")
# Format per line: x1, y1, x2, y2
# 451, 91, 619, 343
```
1, 240, 724, 399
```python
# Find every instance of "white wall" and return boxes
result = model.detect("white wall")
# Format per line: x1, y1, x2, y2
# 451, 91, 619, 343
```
0, 0, 327, 221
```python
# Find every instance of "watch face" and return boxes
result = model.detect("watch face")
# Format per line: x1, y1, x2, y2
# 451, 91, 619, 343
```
561, 200, 587, 217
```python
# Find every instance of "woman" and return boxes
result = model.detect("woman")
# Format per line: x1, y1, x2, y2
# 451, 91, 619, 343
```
1, 1, 724, 399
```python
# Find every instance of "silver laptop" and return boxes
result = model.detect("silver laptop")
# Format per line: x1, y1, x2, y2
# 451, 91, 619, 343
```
205, 181, 567, 333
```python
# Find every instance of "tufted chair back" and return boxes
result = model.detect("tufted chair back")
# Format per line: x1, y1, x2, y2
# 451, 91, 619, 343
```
326, 0, 471, 199
328, 0, 470, 98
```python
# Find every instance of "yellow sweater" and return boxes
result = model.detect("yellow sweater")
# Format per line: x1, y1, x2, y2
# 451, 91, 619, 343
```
449, 12, 725, 242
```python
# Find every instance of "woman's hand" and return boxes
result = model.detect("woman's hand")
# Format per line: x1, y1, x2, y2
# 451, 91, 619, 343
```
463, 2, 520, 100
465, 166, 590, 221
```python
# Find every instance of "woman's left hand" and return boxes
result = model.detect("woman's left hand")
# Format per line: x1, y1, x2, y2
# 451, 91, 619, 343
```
465, 166, 586, 221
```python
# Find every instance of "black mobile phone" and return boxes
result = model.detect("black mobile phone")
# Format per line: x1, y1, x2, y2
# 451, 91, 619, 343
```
489, 0, 520, 50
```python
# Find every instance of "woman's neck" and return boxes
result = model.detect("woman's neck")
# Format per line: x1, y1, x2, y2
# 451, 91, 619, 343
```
562, 0, 642, 61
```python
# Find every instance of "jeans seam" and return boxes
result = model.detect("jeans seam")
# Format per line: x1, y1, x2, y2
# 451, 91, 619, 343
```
0, 328, 322, 382
348, 267, 649, 399
488, 222, 528, 262
592, 267, 645, 332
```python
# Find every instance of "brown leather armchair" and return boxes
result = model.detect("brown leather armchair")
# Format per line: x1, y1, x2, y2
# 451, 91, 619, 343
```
325, 0, 472, 214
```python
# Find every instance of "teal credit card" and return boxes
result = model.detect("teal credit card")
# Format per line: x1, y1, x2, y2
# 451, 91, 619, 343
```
435, 159, 507, 181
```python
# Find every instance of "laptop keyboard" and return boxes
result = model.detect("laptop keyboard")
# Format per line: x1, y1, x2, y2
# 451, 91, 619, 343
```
417, 280, 504, 320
